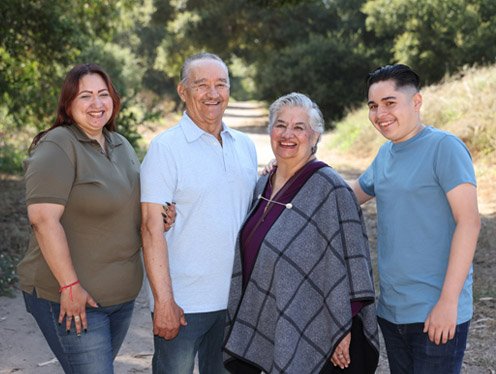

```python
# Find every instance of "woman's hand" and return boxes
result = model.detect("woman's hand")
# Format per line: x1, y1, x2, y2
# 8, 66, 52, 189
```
330, 332, 351, 369
162, 202, 176, 232
59, 283, 98, 335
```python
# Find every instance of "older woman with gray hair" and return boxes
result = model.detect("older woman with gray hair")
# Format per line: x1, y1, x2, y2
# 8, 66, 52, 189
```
223, 93, 379, 373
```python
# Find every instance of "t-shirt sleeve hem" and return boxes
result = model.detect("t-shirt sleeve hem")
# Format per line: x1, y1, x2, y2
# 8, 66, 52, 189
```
444, 178, 477, 194
358, 175, 375, 197
26, 197, 67, 206
140, 197, 172, 205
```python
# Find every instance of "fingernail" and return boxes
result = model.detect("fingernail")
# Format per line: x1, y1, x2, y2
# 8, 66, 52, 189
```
58, 322, 61, 326
161, 212, 167, 218
172, 202, 176, 205
84, 329, 88, 333
77, 333, 81, 337
166, 202, 171, 206
66, 330, 70, 335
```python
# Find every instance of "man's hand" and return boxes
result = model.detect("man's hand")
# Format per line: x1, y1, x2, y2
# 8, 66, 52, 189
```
330, 332, 351, 369
162, 202, 176, 232
260, 159, 277, 176
423, 183, 480, 345
423, 299, 457, 345
153, 299, 187, 340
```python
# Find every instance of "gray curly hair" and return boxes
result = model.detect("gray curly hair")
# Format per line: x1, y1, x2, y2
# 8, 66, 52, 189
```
268, 92, 324, 136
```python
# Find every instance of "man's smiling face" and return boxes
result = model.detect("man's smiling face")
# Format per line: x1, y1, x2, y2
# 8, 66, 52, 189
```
177, 59, 230, 130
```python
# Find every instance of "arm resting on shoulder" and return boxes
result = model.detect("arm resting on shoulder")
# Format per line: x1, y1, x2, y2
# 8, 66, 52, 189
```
141, 202, 187, 340
28, 203, 97, 334
348, 179, 374, 205
424, 183, 481, 344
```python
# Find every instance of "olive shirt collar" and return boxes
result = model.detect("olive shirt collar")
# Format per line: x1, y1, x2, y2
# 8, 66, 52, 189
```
66, 124, 123, 149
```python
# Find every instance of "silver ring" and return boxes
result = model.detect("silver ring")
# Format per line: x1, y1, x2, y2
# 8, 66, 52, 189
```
74, 316, 80, 321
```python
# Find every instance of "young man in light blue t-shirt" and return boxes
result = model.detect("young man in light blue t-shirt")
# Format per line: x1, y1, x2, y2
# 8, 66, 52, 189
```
350, 64, 480, 374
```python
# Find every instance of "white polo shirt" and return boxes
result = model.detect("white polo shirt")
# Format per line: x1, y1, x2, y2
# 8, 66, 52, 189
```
140, 113, 258, 313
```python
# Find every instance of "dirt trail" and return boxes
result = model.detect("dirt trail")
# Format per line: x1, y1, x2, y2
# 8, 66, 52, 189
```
1, 102, 494, 373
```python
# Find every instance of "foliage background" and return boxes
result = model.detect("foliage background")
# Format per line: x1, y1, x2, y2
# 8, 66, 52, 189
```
1, 0, 495, 174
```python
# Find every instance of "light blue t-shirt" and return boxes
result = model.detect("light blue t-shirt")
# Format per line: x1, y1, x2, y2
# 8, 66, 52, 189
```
359, 126, 476, 324
140, 113, 258, 313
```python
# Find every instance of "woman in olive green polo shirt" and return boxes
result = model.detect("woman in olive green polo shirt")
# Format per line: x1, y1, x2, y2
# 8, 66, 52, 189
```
17, 63, 145, 373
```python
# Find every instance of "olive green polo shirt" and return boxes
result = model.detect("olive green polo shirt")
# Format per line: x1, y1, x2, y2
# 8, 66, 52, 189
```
17, 125, 143, 306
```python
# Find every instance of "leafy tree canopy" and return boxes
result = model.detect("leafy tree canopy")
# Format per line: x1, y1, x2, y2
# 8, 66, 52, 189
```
363, 0, 496, 83
0, 0, 139, 129
1, 0, 495, 137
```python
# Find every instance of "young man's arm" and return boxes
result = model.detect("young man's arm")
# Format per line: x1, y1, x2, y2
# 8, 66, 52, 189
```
423, 183, 480, 344
349, 179, 374, 205
141, 202, 187, 340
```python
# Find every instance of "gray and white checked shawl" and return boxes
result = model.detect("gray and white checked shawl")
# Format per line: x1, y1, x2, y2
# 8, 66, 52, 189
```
224, 166, 379, 373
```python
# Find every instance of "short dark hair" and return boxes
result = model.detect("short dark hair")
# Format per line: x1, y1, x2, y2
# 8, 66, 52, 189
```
366, 64, 421, 93
180, 52, 228, 84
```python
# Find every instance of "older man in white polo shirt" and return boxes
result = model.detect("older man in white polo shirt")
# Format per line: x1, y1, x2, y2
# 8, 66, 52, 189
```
140, 52, 258, 373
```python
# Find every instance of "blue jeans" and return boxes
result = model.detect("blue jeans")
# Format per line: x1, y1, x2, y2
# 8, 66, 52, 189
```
152, 309, 228, 374
23, 290, 135, 373
378, 316, 470, 374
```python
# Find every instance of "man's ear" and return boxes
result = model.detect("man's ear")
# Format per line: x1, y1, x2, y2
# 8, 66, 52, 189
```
177, 83, 186, 102
413, 92, 423, 112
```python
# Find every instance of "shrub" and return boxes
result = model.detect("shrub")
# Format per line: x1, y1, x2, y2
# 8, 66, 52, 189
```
0, 253, 19, 297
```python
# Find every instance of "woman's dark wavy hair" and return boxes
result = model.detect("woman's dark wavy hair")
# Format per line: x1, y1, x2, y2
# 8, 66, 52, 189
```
29, 63, 120, 151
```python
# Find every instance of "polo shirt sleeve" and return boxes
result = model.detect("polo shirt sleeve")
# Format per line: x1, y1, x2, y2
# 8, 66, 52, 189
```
435, 135, 477, 193
24, 141, 75, 206
140, 137, 176, 204
358, 161, 376, 197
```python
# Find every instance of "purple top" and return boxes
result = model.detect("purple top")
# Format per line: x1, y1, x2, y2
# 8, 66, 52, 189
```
240, 159, 364, 317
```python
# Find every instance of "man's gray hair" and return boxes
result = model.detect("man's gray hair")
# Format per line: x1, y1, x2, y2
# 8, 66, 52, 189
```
268, 92, 325, 135
180, 52, 229, 84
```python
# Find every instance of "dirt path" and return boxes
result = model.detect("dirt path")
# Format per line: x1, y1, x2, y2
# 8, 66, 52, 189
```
1, 102, 494, 373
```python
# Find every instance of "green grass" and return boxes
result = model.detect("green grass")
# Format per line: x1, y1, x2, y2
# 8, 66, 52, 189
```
0, 143, 26, 174
0, 108, 35, 174
326, 106, 385, 157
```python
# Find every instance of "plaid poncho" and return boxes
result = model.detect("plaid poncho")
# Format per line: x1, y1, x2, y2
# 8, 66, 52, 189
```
224, 166, 379, 373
